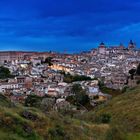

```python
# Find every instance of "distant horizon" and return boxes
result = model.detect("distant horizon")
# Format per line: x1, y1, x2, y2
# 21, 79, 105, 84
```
0, 40, 139, 54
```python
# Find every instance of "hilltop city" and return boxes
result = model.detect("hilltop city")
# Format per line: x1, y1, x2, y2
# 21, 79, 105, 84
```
0, 40, 140, 108
0, 40, 140, 140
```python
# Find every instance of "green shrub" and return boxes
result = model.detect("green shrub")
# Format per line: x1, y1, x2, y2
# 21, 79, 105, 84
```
24, 95, 42, 108
95, 113, 111, 124
0, 66, 14, 79
48, 124, 65, 139
63, 73, 92, 83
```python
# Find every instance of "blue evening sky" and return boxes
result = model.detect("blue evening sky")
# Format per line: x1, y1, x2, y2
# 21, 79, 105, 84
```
0, 0, 140, 52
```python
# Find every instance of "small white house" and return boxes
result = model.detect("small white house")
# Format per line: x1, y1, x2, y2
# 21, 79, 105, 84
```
88, 86, 99, 96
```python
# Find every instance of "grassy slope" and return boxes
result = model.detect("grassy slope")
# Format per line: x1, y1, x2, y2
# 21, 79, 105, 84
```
96, 86, 140, 131
0, 84, 140, 140
77, 85, 140, 139
0, 94, 108, 140
96, 86, 140, 140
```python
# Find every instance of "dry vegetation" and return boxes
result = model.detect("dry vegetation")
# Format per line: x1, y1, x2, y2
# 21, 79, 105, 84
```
0, 85, 140, 140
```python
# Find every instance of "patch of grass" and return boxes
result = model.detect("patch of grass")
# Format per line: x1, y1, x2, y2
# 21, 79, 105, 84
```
105, 125, 126, 140
0, 130, 26, 140
126, 133, 140, 140
0, 94, 12, 107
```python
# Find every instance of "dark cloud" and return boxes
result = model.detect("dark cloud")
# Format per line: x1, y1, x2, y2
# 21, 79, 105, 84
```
0, 0, 140, 52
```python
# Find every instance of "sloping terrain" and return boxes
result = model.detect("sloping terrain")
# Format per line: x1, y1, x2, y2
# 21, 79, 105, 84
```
0, 94, 108, 140
0, 85, 140, 140
77, 86, 140, 140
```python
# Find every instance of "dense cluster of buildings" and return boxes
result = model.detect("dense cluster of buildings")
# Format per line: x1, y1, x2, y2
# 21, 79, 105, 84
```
0, 40, 139, 105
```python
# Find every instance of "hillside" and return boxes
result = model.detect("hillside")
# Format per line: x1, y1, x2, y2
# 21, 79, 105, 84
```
76, 86, 140, 140
0, 94, 109, 140
0, 85, 140, 140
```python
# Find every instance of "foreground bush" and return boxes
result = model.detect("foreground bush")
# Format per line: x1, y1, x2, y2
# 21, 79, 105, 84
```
95, 113, 111, 124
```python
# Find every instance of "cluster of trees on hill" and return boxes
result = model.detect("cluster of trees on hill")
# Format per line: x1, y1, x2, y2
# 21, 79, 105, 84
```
129, 63, 140, 80
24, 95, 43, 108
24, 94, 56, 112
66, 84, 90, 108
0, 66, 14, 79
41, 57, 53, 66
62, 72, 93, 83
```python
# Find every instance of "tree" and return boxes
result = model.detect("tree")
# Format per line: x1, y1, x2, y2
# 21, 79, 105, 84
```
129, 69, 136, 79
43, 57, 53, 66
71, 84, 83, 95
70, 84, 90, 106
136, 63, 140, 75
0, 66, 12, 79
129, 69, 136, 75
24, 95, 42, 108
98, 80, 104, 89
63, 73, 92, 83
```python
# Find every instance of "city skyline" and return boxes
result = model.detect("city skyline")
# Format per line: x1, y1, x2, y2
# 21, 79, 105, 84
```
0, 40, 137, 54
0, 0, 140, 52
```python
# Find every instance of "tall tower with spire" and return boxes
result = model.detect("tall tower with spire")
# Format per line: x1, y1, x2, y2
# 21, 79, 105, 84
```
98, 42, 106, 54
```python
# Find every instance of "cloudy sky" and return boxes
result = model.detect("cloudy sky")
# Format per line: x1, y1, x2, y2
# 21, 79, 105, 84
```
0, 0, 140, 52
